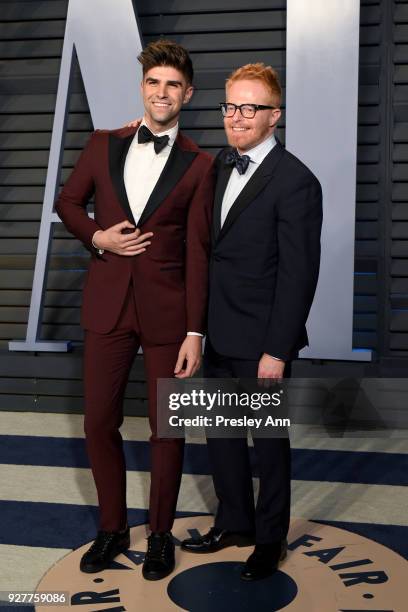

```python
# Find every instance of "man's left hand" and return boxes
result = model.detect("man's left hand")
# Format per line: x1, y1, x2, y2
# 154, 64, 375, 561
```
258, 353, 285, 383
174, 336, 202, 378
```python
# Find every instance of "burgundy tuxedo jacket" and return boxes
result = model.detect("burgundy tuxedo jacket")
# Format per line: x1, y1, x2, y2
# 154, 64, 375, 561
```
55, 124, 214, 343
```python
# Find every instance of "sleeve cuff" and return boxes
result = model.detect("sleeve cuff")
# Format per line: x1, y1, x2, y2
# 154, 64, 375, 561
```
92, 230, 104, 254
266, 354, 285, 362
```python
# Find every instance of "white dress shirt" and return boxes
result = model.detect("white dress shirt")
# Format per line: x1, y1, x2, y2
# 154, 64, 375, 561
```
220, 134, 277, 227
124, 119, 178, 224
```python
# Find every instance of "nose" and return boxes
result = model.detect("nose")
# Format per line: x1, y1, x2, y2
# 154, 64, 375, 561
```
157, 83, 167, 98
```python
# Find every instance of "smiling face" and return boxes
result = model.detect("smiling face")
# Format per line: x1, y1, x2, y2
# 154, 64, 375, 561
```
224, 79, 281, 152
141, 65, 193, 133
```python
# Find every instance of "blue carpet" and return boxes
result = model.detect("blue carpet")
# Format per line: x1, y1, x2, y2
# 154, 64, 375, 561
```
0, 500, 208, 549
0, 501, 406, 560
1, 435, 407, 486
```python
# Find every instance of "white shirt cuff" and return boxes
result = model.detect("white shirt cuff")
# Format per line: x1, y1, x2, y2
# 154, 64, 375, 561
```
187, 332, 204, 337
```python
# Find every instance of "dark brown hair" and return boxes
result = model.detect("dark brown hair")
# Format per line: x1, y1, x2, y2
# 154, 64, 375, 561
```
138, 39, 194, 84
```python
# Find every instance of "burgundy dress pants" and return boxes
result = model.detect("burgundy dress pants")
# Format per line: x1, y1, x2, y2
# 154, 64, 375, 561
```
83, 284, 184, 533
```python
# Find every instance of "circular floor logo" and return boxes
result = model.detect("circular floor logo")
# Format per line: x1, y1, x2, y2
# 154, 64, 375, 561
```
36, 516, 406, 611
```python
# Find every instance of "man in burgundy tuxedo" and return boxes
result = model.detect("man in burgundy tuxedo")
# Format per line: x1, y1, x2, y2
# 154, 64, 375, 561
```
55, 40, 214, 580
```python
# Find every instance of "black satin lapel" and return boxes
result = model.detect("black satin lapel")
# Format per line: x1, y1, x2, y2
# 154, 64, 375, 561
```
138, 143, 198, 227
108, 133, 136, 225
212, 163, 233, 243
217, 142, 285, 243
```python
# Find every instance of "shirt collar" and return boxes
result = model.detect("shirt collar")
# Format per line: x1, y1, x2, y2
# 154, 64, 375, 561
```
139, 118, 179, 147
239, 133, 277, 165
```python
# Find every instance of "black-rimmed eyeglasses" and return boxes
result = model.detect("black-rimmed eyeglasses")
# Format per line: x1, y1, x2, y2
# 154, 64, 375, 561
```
220, 102, 277, 119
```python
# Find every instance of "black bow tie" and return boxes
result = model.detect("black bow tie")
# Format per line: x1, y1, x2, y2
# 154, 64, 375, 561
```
138, 124, 170, 154
225, 149, 251, 175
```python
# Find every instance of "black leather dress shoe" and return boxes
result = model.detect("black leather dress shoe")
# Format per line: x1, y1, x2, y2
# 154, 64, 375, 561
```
80, 528, 130, 573
142, 532, 175, 581
181, 527, 255, 554
241, 539, 287, 581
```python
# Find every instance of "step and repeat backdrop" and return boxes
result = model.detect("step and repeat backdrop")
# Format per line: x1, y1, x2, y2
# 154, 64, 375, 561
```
1, 0, 408, 412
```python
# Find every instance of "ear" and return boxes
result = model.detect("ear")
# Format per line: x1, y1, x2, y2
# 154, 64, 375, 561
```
183, 84, 194, 105
269, 108, 281, 128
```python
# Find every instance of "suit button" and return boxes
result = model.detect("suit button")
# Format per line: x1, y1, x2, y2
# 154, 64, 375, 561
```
212, 254, 221, 262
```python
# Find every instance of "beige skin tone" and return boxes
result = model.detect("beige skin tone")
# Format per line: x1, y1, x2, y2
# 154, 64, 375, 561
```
225, 79, 285, 380
94, 66, 200, 378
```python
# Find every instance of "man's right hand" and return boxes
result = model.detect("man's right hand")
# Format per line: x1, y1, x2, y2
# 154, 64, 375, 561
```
93, 220, 153, 256
126, 118, 142, 128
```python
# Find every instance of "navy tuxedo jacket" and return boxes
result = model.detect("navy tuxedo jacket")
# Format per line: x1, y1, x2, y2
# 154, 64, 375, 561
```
208, 139, 323, 362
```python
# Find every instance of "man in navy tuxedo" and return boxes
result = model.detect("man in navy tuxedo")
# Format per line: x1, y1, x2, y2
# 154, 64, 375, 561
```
182, 63, 323, 581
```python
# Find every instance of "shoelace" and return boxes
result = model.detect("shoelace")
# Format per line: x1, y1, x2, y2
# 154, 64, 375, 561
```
89, 531, 116, 555
147, 534, 170, 561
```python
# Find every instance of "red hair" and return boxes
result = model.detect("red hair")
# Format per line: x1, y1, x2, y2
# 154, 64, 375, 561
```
226, 63, 282, 107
